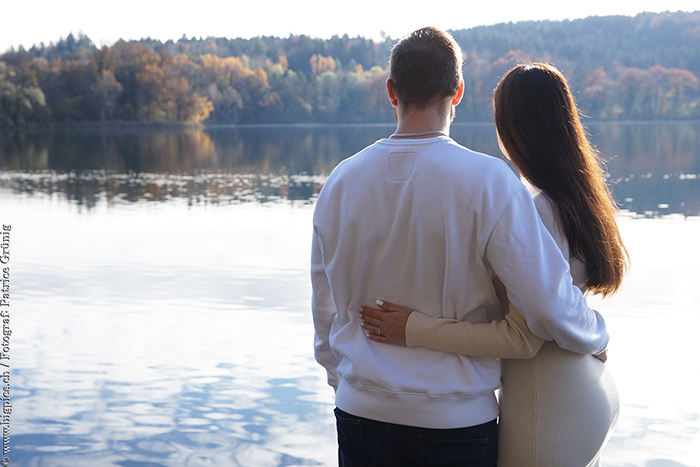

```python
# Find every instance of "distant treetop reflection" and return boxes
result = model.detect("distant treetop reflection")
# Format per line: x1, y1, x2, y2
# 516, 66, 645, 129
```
0, 170, 328, 208
1, 123, 699, 215
0, 125, 390, 207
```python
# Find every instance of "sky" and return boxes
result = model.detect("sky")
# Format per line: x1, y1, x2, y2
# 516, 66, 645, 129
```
1, 0, 699, 53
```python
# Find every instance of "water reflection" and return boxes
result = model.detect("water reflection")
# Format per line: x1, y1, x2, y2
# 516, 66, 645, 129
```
7, 200, 338, 466
0, 125, 390, 173
587, 121, 700, 217
610, 172, 700, 218
1, 122, 699, 215
12, 366, 333, 466
588, 121, 700, 175
1, 171, 326, 208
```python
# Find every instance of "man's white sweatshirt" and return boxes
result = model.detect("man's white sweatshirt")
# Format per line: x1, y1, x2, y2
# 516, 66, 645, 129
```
311, 136, 608, 429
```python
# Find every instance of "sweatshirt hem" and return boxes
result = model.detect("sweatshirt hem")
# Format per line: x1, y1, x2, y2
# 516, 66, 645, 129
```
335, 379, 499, 429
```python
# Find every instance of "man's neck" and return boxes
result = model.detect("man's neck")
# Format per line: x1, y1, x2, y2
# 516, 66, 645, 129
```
392, 102, 453, 139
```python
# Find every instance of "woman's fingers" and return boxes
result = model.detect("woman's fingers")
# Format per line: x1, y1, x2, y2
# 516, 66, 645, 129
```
359, 310, 386, 336
360, 300, 411, 347
366, 332, 388, 343
361, 300, 411, 321
360, 305, 383, 319
360, 310, 408, 347
360, 315, 390, 343
374, 299, 390, 309
360, 318, 383, 337
374, 299, 411, 313
360, 307, 383, 328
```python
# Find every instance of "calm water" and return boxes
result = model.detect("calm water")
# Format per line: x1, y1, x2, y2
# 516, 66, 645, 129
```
2, 121, 699, 215
1, 123, 699, 466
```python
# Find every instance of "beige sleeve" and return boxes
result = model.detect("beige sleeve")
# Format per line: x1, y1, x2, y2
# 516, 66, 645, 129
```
405, 304, 545, 359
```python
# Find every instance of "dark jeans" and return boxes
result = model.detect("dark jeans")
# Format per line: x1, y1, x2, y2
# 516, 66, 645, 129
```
335, 408, 498, 467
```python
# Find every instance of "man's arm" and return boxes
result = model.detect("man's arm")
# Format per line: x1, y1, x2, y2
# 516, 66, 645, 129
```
311, 230, 341, 389
485, 188, 609, 355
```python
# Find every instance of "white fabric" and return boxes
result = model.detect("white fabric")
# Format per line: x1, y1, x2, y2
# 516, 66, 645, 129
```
311, 136, 608, 429
525, 181, 588, 291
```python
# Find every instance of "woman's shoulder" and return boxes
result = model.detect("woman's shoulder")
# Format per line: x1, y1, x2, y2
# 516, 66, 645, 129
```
523, 181, 589, 291
524, 180, 567, 247
524, 181, 556, 217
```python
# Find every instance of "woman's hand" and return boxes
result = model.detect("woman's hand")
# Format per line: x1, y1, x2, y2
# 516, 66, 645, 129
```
359, 299, 412, 346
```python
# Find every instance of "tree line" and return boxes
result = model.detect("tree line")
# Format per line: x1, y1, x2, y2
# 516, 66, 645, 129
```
1, 11, 699, 129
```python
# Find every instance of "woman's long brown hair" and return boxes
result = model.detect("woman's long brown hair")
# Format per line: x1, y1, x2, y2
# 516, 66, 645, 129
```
494, 63, 628, 296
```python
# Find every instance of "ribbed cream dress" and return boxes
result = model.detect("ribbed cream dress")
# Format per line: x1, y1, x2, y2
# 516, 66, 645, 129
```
405, 187, 619, 466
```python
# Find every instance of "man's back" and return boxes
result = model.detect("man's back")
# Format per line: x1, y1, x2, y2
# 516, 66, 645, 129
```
312, 135, 529, 429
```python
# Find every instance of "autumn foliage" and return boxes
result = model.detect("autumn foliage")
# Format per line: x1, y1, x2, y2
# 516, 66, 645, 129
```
1, 11, 699, 129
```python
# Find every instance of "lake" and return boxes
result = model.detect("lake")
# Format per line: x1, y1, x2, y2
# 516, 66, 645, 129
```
1, 122, 699, 466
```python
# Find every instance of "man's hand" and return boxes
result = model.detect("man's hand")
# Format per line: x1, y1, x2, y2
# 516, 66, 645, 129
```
593, 350, 608, 363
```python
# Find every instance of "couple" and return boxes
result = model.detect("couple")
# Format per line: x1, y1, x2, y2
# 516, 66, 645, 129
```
311, 27, 627, 466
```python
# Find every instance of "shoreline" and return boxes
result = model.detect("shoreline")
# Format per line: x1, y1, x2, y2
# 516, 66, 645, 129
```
13, 121, 204, 135
3, 118, 700, 135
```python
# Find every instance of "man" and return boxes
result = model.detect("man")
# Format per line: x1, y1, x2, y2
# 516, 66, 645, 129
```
311, 27, 608, 466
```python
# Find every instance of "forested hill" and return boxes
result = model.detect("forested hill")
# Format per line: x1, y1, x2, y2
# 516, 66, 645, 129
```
1, 11, 699, 128
454, 13, 700, 73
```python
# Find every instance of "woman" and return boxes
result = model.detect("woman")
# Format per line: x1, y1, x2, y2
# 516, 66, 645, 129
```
360, 63, 628, 466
